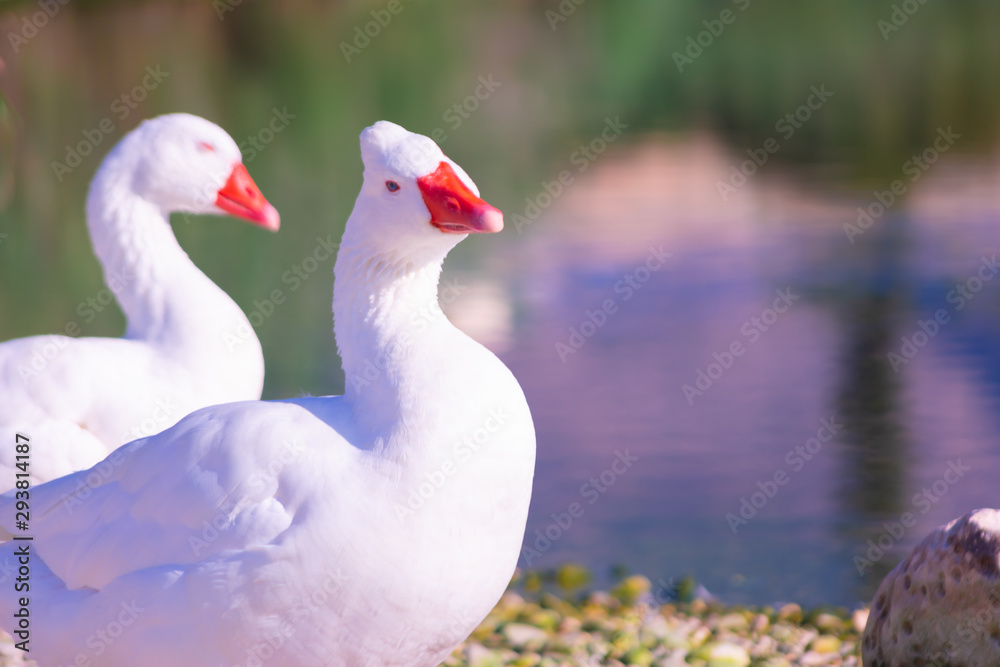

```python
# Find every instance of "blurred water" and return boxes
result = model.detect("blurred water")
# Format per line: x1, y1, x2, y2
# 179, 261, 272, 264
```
442, 136, 1000, 608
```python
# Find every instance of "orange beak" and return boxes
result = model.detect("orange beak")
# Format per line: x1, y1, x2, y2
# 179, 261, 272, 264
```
417, 162, 503, 234
215, 164, 280, 231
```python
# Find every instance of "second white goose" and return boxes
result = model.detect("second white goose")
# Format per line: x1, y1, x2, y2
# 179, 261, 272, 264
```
0, 113, 279, 488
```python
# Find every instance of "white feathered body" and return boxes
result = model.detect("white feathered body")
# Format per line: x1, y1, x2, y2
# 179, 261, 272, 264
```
0, 319, 533, 666
0, 120, 536, 667
0, 324, 263, 487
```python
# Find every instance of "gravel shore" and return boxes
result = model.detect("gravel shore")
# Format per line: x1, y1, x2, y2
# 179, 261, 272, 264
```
445, 572, 868, 667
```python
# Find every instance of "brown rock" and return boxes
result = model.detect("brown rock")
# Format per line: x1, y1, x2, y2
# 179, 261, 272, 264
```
863, 508, 1000, 666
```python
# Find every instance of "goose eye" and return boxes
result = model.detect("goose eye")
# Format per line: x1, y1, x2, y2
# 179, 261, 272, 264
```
198, 142, 216, 153
386, 181, 400, 192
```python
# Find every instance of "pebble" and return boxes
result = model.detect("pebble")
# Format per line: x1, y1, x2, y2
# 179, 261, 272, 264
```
809, 635, 841, 653
777, 602, 803, 623
706, 642, 750, 667
850, 609, 868, 635
500, 623, 547, 650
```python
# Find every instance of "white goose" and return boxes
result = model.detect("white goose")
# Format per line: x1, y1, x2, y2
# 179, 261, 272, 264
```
0, 113, 279, 488
0, 121, 535, 667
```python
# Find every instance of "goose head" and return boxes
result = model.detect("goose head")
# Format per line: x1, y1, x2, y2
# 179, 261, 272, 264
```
347, 121, 502, 263
122, 113, 280, 230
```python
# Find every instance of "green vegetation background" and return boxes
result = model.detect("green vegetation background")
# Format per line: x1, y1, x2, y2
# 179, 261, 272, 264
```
1, 0, 998, 398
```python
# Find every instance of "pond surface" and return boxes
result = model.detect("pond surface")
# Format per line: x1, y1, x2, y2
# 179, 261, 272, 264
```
444, 137, 1000, 608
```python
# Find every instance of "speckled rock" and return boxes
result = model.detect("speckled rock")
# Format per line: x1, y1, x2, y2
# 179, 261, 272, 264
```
863, 508, 1000, 666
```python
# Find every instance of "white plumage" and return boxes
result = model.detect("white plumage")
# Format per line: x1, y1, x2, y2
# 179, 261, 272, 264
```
0, 114, 279, 489
0, 121, 535, 667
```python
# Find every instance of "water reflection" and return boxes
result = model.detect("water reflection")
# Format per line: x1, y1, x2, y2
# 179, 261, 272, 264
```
442, 133, 1000, 607
834, 284, 909, 595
